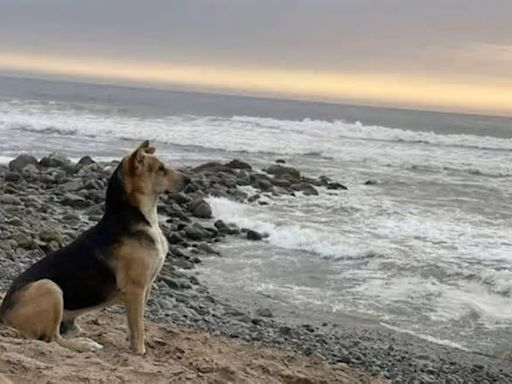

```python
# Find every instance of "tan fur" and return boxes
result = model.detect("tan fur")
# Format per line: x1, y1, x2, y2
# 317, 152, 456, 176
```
3, 280, 102, 352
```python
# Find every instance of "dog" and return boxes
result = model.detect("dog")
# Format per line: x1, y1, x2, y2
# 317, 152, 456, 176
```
0, 141, 188, 354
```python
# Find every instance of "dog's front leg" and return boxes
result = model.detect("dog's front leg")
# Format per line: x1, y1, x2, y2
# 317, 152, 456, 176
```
124, 288, 146, 354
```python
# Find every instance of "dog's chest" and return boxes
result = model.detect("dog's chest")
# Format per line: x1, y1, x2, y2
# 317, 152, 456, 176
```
146, 223, 168, 277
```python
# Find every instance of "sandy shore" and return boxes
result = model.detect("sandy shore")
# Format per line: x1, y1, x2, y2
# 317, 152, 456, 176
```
0, 311, 386, 384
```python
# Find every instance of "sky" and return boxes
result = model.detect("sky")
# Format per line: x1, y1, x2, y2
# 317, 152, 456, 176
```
0, 0, 511, 115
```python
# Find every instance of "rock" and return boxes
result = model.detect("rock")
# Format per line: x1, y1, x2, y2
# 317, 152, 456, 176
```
61, 193, 87, 208
4, 171, 22, 182
84, 179, 103, 190
160, 276, 192, 291
275, 159, 286, 164
278, 326, 292, 336
302, 184, 319, 196
364, 179, 378, 186
189, 199, 212, 219
8, 154, 39, 173
192, 162, 230, 173
168, 192, 191, 206
38, 228, 62, 243
184, 224, 212, 241
247, 194, 260, 203
39, 153, 72, 168
265, 165, 301, 180
197, 242, 220, 255
327, 182, 348, 190
271, 178, 291, 188
77, 156, 95, 167
246, 229, 263, 241
61, 180, 83, 192
225, 159, 252, 171
7, 217, 23, 227
255, 308, 273, 318
0, 195, 22, 205
14, 233, 33, 249
255, 179, 273, 192
167, 232, 186, 245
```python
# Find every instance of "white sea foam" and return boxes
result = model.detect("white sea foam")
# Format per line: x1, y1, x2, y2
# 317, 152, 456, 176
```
207, 197, 377, 260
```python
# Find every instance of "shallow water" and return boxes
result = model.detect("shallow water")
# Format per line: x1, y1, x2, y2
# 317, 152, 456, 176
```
1, 75, 511, 353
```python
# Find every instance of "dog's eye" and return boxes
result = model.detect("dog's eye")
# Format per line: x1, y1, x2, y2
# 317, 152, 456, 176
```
158, 165, 166, 174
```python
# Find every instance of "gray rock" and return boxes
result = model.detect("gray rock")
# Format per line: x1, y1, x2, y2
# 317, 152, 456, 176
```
38, 228, 62, 243
327, 182, 348, 190
9, 154, 39, 173
61, 193, 87, 207
14, 233, 33, 249
189, 199, 212, 219
39, 153, 72, 168
61, 180, 83, 192
302, 184, 319, 196
225, 159, 252, 171
197, 242, 220, 255
246, 229, 263, 241
255, 308, 273, 318
4, 172, 22, 182
0, 195, 22, 205
265, 165, 301, 180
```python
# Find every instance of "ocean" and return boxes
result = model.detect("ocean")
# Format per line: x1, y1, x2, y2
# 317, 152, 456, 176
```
0, 75, 511, 354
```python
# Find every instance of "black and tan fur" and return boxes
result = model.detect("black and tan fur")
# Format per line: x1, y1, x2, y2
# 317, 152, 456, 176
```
0, 141, 188, 354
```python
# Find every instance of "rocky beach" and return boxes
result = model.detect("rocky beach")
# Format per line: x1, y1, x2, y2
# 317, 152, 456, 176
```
0, 151, 511, 384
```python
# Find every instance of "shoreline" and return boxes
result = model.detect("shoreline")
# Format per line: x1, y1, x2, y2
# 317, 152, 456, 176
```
0, 153, 511, 383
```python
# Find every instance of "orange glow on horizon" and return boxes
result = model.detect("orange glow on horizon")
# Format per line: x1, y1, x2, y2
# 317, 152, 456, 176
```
0, 51, 511, 116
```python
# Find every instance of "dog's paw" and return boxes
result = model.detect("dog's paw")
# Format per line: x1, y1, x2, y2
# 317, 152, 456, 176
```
74, 338, 104, 352
131, 344, 146, 355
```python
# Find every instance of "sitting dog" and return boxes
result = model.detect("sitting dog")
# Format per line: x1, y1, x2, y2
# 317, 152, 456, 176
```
0, 141, 188, 354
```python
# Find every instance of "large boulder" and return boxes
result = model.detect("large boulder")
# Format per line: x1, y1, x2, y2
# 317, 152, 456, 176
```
39, 153, 72, 169
189, 199, 212, 219
8, 154, 39, 173
264, 165, 301, 180
225, 159, 252, 171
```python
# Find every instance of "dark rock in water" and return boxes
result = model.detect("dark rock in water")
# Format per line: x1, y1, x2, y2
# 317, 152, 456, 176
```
264, 165, 301, 180
197, 242, 220, 255
255, 308, 273, 318
189, 199, 212, 218
184, 223, 213, 241
271, 178, 291, 188
246, 229, 263, 241
214, 220, 239, 235
279, 326, 292, 336
364, 179, 378, 186
192, 162, 231, 174
302, 184, 319, 196
77, 155, 95, 167
255, 179, 273, 192
39, 153, 72, 168
225, 159, 252, 171
319, 175, 331, 185
247, 194, 261, 203
61, 193, 87, 208
327, 182, 348, 190
275, 159, 286, 164
9, 154, 39, 173
4, 172, 22, 183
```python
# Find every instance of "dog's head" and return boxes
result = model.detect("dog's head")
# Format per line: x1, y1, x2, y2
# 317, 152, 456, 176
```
121, 140, 189, 197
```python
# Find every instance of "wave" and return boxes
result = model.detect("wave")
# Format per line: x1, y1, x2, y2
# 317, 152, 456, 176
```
207, 197, 378, 260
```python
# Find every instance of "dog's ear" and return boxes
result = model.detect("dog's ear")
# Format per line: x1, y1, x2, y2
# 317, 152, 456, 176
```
137, 140, 156, 155
130, 141, 150, 168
